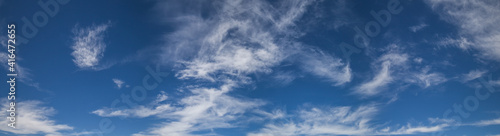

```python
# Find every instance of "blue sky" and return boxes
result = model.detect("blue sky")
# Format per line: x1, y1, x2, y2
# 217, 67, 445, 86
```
1, 0, 500, 136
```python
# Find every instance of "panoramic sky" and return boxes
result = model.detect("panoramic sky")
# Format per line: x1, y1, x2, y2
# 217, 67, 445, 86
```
1, 0, 500, 136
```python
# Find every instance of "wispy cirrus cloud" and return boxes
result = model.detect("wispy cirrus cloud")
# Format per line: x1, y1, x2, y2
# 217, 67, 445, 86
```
92, 104, 173, 118
437, 36, 474, 51
71, 23, 110, 70
461, 69, 488, 82
93, 0, 353, 135
298, 48, 352, 86
0, 100, 73, 136
248, 104, 378, 136
407, 66, 447, 88
159, 0, 350, 86
383, 124, 450, 135
409, 23, 428, 32
353, 47, 448, 97
462, 117, 500, 127
426, 0, 500, 61
136, 84, 265, 136
249, 104, 449, 136
112, 78, 125, 89
96, 82, 265, 136
92, 91, 173, 118
354, 52, 408, 97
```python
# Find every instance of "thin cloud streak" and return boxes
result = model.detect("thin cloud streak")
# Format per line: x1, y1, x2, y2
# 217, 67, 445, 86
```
248, 104, 449, 136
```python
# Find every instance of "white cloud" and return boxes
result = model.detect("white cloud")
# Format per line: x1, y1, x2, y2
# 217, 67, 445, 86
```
356, 61, 393, 96
94, 82, 265, 136
384, 124, 449, 135
437, 36, 474, 51
298, 48, 352, 86
463, 117, 500, 127
426, 0, 500, 61
71, 23, 110, 69
95, 0, 353, 135
491, 80, 500, 87
164, 1, 297, 82
253, 109, 286, 120
249, 104, 448, 136
272, 71, 297, 85
354, 53, 408, 97
159, 0, 350, 86
407, 66, 447, 88
409, 23, 428, 32
414, 57, 423, 63
92, 104, 173, 118
133, 83, 265, 136
112, 78, 125, 89
172, 18, 284, 82
248, 104, 377, 136
93, 90, 171, 118
461, 69, 487, 82
68, 131, 99, 136
93, 91, 172, 118
0, 100, 73, 136
354, 49, 449, 97
154, 91, 168, 104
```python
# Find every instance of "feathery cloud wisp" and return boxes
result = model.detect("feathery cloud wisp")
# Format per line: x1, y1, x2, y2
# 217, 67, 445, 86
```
71, 23, 110, 70
427, 0, 500, 61
354, 53, 408, 97
0, 100, 73, 136
112, 78, 125, 89
249, 104, 449, 136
